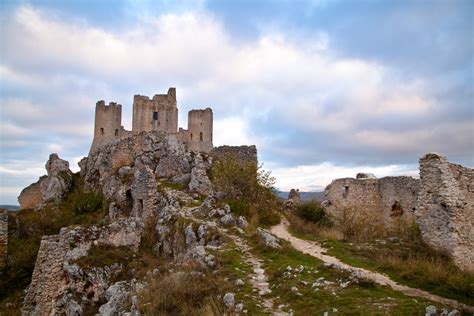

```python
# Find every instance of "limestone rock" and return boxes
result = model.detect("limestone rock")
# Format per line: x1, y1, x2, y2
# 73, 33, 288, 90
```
415, 153, 474, 272
356, 173, 377, 179
18, 154, 73, 210
188, 153, 213, 196
223, 292, 235, 308
220, 214, 235, 226
236, 216, 249, 229
256, 228, 281, 249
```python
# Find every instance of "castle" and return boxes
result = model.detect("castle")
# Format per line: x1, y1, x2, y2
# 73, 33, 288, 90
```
90, 87, 213, 153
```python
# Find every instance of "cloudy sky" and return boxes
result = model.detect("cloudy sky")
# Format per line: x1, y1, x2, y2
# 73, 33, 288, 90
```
0, 0, 473, 204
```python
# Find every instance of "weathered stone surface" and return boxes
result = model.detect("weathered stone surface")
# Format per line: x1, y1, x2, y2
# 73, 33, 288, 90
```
324, 175, 419, 223
18, 154, 73, 210
22, 218, 144, 315
415, 153, 474, 272
212, 145, 258, 167
256, 228, 281, 249
356, 173, 377, 179
288, 189, 301, 204
223, 292, 235, 308
0, 210, 9, 267
188, 153, 213, 196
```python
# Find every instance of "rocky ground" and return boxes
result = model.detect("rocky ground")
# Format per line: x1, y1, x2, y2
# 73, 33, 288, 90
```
1, 131, 473, 315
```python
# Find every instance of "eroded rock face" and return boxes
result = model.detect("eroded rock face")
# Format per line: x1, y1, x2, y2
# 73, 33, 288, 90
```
21, 218, 144, 316
18, 154, 73, 210
415, 153, 474, 272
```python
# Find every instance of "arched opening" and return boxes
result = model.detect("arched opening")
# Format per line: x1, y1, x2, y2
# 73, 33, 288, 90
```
114, 129, 118, 136
190, 133, 193, 140
100, 128, 104, 135
390, 201, 404, 217
200, 132, 203, 141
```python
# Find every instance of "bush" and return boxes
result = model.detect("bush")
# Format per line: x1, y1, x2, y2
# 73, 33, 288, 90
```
211, 155, 281, 228
296, 201, 332, 227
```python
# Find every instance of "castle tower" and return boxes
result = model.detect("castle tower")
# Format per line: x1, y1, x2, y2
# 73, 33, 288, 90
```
132, 87, 178, 133
90, 101, 123, 153
187, 108, 213, 152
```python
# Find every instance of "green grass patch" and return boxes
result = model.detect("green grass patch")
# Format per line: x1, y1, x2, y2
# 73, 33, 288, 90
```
249, 236, 445, 315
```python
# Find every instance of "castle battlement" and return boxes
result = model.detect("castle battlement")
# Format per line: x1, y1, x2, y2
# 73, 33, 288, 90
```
90, 88, 213, 154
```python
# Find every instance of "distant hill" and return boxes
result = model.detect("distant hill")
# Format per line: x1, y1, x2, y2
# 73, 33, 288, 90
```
276, 191, 325, 202
0, 205, 19, 211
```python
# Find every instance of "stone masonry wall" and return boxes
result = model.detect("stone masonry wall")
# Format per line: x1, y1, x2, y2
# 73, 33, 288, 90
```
324, 175, 419, 223
0, 210, 7, 268
415, 153, 474, 272
212, 145, 258, 166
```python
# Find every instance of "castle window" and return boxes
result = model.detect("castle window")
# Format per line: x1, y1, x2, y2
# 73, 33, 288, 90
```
153, 111, 159, 120
190, 133, 193, 140
342, 185, 349, 198
200, 132, 203, 141
115, 129, 118, 136
100, 128, 104, 135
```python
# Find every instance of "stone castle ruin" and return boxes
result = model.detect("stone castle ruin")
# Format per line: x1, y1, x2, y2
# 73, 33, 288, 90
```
90, 87, 213, 153
415, 153, 474, 272
323, 155, 473, 272
324, 173, 419, 223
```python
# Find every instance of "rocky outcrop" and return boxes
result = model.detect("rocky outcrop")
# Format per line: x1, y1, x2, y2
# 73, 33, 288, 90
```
415, 153, 474, 272
22, 218, 144, 316
0, 210, 8, 268
18, 154, 73, 210
323, 175, 419, 223
79, 132, 212, 217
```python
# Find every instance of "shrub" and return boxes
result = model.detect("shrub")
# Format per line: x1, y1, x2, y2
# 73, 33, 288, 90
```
211, 155, 280, 228
296, 201, 332, 227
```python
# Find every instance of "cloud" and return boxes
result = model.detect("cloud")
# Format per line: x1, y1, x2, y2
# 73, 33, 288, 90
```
0, 3, 472, 204
271, 162, 419, 192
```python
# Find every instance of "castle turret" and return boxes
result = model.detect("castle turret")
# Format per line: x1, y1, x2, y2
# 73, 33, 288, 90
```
90, 101, 123, 153
132, 87, 178, 133
187, 108, 213, 152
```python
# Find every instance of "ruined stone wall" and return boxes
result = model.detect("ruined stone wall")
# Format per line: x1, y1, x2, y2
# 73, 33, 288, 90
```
324, 175, 419, 223
185, 108, 213, 152
22, 218, 144, 315
415, 153, 474, 272
90, 101, 123, 153
0, 210, 7, 268
22, 235, 69, 315
212, 145, 258, 166
132, 88, 178, 134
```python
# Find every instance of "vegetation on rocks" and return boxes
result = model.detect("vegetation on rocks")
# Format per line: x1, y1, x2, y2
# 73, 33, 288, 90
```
211, 155, 280, 227
0, 174, 108, 308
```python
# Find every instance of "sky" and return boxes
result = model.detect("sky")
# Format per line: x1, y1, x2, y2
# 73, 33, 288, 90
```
0, 0, 473, 204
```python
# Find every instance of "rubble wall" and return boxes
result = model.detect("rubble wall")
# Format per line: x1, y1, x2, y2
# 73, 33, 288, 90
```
415, 153, 474, 272
324, 176, 419, 223
212, 145, 258, 166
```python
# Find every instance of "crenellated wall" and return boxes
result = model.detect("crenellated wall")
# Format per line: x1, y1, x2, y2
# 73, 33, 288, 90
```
415, 153, 474, 272
132, 88, 178, 134
90, 88, 214, 153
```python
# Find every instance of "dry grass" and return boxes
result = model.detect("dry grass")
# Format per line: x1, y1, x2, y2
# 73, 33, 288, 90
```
138, 264, 231, 316
333, 207, 387, 242
289, 214, 343, 241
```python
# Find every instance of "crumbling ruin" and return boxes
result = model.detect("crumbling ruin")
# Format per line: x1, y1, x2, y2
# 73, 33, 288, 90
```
323, 174, 419, 223
415, 153, 474, 272
90, 88, 213, 153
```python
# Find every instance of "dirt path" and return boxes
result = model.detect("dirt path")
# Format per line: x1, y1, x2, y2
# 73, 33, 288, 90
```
270, 219, 474, 313
227, 233, 288, 315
